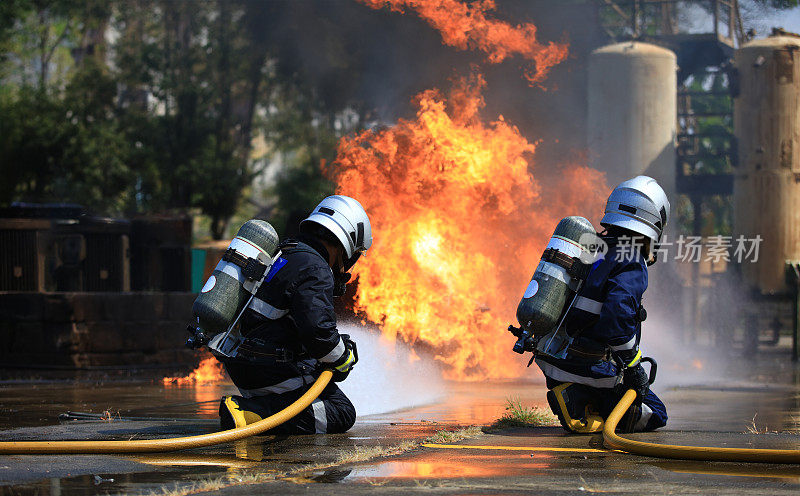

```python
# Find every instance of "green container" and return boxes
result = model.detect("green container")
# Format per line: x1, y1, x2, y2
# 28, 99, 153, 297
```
191, 248, 207, 293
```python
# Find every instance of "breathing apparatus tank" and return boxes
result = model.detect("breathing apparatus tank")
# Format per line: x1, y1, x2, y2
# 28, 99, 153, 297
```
511, 216, 596, 353
192, 220, 280, 335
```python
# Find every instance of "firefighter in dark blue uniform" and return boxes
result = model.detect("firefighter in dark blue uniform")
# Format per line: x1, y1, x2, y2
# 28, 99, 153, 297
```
536, 176, 669, 433
212, 195, 372, 434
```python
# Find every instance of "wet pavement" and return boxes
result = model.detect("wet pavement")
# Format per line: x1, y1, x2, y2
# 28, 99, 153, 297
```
255, 430, 800, 496
0, 348, 799, 495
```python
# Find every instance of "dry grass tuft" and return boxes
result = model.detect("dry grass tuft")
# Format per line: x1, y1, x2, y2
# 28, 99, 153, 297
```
100, 409, 121, 422
745, 414, 779, 435
147, 477, 226, 496
486, 397, 558, 431
425, 425, 483, 444
334, 444, 397, 465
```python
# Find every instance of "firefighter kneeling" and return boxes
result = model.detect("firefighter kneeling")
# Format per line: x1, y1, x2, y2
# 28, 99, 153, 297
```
515, 176, 669, 434
211, 195, 371, 434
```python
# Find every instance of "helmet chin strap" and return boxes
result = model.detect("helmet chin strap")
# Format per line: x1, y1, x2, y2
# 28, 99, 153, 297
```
343, 251, 361, 272
646, 239, 658, 266
331, 248, 354, 297
333, 270, 351, 297
332, 249, 365, 297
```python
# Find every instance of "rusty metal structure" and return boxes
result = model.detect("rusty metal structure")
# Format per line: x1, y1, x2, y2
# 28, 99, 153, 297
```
733, 33, 800, 360
0, 205, 193, 293
0, 204, 131, 292
734, 32, 800, 295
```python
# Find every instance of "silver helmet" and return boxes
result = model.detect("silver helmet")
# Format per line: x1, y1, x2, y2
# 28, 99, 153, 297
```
601, 176, 670, 243
300, 195, 372, 266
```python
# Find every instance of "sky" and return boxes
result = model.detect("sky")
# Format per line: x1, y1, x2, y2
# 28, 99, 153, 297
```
747, 6, 800, 38
681, 3, 800, 41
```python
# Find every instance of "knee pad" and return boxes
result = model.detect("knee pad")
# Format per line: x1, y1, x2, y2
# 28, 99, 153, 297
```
546, 383, 604, 434
617, 401, 663, 433
618, 402, 642, 433
219, 395, 264, 430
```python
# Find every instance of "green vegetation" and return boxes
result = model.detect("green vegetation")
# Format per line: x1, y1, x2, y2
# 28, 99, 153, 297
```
488, 398, 558, 430
677, 69, 735, 237
759, 0, 800, 8
0, 0, 363, 239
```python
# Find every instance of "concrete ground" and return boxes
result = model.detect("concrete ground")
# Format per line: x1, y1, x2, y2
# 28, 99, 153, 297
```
1, 349, 799, 495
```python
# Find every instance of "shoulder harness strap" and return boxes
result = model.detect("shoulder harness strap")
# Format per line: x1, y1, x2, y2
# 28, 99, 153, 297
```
222, 247, 269, 282
542, 248, 591, 280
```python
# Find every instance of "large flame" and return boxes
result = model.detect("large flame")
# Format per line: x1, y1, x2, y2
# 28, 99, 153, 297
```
329, 74, 606, 380
358, 0, 569, 84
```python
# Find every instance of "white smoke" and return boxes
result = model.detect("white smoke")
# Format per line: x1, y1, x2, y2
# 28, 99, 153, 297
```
639, 315, 728, 389
337, 321, 447, 416
640, 270, 732, 389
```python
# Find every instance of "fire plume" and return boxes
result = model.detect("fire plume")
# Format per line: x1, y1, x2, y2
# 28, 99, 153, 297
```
329, 74, 606, 380
163, 357, 225, 386
358, 0, 569, 84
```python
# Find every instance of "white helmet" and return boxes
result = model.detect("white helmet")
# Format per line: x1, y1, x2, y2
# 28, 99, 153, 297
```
300, 195, 372, 266
601, 175, 670, 244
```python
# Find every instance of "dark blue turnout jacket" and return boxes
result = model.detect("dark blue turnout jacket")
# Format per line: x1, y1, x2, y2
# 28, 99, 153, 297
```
535, 236, 647, 389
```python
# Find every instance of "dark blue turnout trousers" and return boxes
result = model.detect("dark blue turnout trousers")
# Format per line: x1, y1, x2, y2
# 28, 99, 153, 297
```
545, 376, 668, 432
220, 381, 356, 435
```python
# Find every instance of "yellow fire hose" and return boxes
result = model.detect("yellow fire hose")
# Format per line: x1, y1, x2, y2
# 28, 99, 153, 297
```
604, 389, 800, 464
0, 370, 332, 455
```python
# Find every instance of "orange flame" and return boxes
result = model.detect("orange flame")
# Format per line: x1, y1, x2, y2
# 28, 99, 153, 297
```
358, 0, 569, 84
328, 73, 606, 380
163, 357, 225, 386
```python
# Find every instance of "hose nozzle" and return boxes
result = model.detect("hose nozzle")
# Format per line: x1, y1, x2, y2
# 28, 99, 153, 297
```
509, 325, 534, 354
185, 325, 210, 349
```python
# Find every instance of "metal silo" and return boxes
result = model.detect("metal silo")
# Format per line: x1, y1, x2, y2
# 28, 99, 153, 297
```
588, 41, 677, 193
734, 33, 800, 294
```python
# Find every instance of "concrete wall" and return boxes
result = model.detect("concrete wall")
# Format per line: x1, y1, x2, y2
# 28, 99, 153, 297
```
0, 292, 198, 369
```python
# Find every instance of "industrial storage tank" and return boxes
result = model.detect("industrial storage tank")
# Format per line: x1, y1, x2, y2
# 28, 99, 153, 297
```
734, 33, 800, 294
587, 41, 677, 194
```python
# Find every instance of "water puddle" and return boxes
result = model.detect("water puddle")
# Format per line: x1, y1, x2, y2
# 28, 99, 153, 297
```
652, 460, 800, 482
1, 465, 268, 496
342, 452, 561, 480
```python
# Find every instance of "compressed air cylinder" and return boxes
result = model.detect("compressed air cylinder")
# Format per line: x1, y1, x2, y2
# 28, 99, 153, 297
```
516, 216, 596, 336
192, 220, 279, 333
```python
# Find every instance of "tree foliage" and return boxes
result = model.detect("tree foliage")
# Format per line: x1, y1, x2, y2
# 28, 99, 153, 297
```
0, 0, 364, 239
681, 70, 735, 236
755, 0, 800, 8
0, 60, 131, 211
